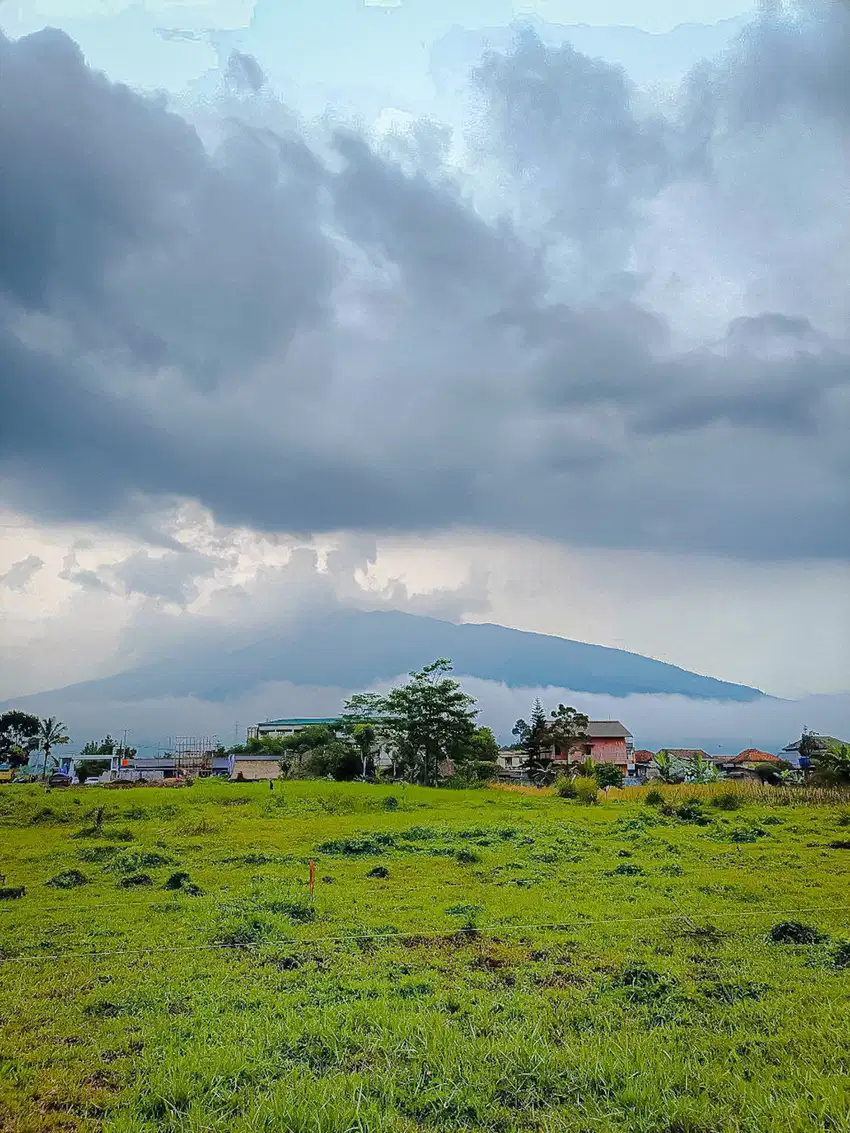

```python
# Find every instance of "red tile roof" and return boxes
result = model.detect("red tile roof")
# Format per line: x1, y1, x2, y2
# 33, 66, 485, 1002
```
633, 750, 654, 763
722, 749, 782, 764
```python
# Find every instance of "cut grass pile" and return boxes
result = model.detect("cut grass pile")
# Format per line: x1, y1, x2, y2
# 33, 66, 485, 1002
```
1, 779, 849, 1132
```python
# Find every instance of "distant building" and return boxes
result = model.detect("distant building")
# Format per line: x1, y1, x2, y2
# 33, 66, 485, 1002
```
552, 721, 634, 774
714, 749, 785, 779
247, 718, 340, 741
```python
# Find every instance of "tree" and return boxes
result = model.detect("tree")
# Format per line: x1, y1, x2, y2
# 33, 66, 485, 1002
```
81, 735, 117, 757
684, 752, 722, 784
345, 659, 478, 787
513, 699, 552, 778
547, 704, 590, 774
351, 722, 377, 779
0, 711, 40, 769
453, 726, 500, 785
38, 717, 70, 778
592, 763, 624, 789
654, 750, 687, 784
811, 741, 850, 785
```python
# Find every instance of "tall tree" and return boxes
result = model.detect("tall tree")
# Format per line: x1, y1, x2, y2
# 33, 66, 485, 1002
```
0, 710, 40, 769
512, 699, 553, 777
345, 659, 478, 787
351, 722, 377, 779
547, 704, 590, 774
453, 726, 500, 784
38, 716, 70, 778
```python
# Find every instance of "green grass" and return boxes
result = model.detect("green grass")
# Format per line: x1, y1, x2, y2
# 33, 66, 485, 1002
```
1, 779, 849, 1132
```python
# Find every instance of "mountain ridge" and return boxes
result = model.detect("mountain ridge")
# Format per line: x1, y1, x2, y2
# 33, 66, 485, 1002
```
5, 608, 767, 707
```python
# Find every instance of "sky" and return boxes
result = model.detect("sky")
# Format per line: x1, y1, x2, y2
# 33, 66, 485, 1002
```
1, 0, 848, 745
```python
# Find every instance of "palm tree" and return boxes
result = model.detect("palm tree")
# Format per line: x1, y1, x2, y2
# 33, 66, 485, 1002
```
39, 717, 70, 779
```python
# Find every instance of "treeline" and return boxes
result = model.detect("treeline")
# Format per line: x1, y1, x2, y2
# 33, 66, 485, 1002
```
233, 659, 501, 786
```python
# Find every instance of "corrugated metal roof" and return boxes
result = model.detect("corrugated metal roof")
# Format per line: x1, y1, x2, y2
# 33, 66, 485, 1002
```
258, 718, 339, 727
587, 721, 632, 738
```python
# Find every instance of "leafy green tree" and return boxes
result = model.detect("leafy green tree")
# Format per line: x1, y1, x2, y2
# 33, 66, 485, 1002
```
452, 726, 500, 785
345, 659, 478, 787
81, 735, 117, 756
513, 699, 553, 777
547, 704, 590, 773
684, 752, 722, 784
351, 722, 377, 778
812, 741, 850, 785
38, 717, 69, 778
0, 711, 40, 769
654, 750, 688, 784
592, 763, 624, 789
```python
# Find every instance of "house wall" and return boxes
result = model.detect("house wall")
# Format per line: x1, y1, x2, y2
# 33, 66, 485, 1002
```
589, 738, 628, 765
231, 759, 281, 781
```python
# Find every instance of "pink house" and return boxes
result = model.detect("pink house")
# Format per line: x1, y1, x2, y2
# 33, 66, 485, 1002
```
552, 721, 634, 771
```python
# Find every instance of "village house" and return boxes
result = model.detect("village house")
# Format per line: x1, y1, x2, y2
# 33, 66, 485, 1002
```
551, 720, 635, 774
499, 721, 641, 780
713, 749, 785, 780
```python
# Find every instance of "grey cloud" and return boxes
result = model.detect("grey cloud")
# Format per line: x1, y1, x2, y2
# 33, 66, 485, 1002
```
112, 549, 223, 604
0, 554, 44, 590
1, 7, 849, 562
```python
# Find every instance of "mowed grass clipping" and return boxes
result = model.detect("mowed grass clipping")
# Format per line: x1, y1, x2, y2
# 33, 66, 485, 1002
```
1, 780, 849, 1133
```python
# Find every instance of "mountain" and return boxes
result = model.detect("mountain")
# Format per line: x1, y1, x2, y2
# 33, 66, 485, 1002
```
10, 608, 766, 707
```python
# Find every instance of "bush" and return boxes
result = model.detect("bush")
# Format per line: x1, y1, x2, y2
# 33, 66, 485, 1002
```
712, 791, 743, 811
644, 788, 664, 807
455, 848, 480, 864
118, 873, 153, 888
555, 778, 577, 799
0, 886, 25, 900
608, 862, 645, 876
572, 777, 598, 805
367, 866, 390, 879
832, 941, 850, 969
663, 798, 710, 825
163, 871, 191, 890
46, 869, 89, 889
593, 763, 624, 789
769, 921, 825, 945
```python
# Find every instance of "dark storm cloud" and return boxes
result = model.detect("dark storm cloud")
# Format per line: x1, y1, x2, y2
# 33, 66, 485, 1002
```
0, 4, 848, 560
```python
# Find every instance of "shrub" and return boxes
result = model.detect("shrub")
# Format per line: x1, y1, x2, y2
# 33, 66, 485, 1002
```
572, 777, 598, 805
593, 763, 624, 789
382, 796, 400, 811
367, 865, 390, 879
316, 835, 395, 856
216, 912, 272, 948
77, 845, 120, 863
455, 848, 480, 864
712, 791, 742, 811
109, 851, 173, 875
832, 941, 850, 969
664, 798, 710, 825
118, 873, 153, 888
163, 871, 191, 891
265, 892, 316, 923
769, 921, 825, 945
46, 869, 89, 889
644, 788, 664, 807
608, 862, 645, 876
555, 778, 577, 799
728, 825, 769, 843
0, 886, 25, 900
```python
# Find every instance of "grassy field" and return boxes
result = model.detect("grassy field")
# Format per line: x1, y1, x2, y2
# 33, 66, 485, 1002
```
1, 779, 849, 1133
